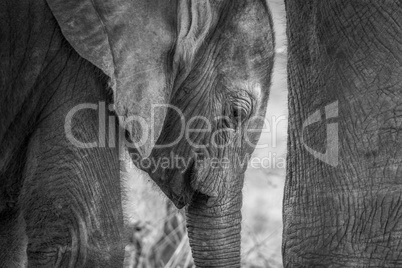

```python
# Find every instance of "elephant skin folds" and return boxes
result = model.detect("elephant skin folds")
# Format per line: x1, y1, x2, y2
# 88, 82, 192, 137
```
0, 0, 276, 267
0, 0, 124, 267
284, 0, 402, 267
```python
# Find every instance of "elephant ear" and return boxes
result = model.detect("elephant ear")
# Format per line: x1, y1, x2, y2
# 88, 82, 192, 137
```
47, 0, 216, 157
47, 0, 178, 157
173, 0, 216, 89
175, 0, 213, 67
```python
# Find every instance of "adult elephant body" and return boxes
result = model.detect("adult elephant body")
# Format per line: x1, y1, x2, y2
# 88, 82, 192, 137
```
0, 0, 274, 267
0, 1, 124, 267
284, 1, 402, 266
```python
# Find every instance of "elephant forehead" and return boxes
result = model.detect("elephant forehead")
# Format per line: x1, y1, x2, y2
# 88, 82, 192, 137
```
216, 4, 274, 84
220, 77, 263, 101
240, 81, 262, 101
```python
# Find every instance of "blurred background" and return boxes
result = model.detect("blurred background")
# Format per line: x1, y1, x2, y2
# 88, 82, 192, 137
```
123, 1, 287, 267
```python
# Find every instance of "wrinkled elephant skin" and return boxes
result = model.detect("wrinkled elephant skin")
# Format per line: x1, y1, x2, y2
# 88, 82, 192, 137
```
0, 1, 124, 267
140, 1, 275, 267
284, 1, 402, 267
0, 0, 274, 267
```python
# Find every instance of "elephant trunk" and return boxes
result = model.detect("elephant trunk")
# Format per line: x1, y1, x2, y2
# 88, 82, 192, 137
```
186, 177, 243, 268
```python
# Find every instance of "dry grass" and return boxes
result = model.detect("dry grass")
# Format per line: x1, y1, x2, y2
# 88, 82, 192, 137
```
124, 205, 194, 268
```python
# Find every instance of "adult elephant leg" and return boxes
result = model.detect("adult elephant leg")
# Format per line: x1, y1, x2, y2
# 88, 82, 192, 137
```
284, 0, 402, 267
21, 76, 124, 267
18, 28, 124, 268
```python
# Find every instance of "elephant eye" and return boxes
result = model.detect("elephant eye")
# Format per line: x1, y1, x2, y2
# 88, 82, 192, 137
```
232, 106, 248, 122
230, 98, 253, 126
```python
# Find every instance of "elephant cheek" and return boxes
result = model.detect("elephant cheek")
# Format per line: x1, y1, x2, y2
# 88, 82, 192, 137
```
185, 176, 243, 268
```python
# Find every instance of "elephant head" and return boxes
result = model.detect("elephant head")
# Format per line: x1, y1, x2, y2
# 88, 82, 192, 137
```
47, 0, 274, 266
137, 1, 275, 266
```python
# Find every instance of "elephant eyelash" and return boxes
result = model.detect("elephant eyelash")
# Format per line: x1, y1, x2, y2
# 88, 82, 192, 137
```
231, 106, 248, 121
230, 93, 254, 123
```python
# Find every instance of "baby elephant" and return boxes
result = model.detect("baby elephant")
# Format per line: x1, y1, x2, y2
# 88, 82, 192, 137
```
0, 0, 274, 267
